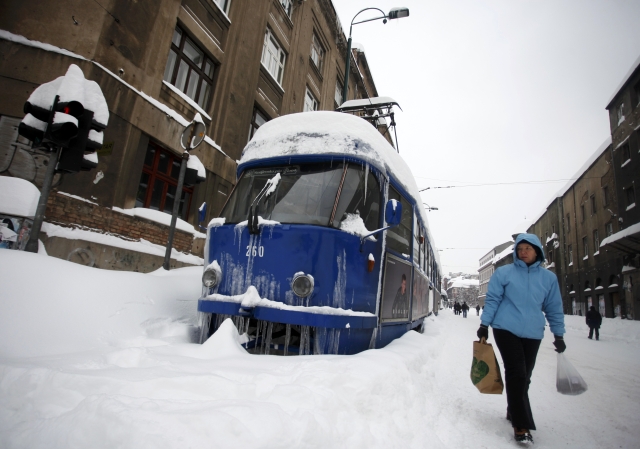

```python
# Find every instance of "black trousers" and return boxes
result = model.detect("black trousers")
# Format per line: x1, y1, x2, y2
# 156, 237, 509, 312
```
588, 326, 599, 340
493, 329, 541, 431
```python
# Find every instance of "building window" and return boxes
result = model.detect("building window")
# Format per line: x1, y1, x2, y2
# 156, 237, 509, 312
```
163, 27, 215, 109
214, 0, 231, 14
603, 185, 609, 207
580, 204, 585, 222
304, 87, 319, 112
248, 107, 269, 142
583, 236, 588, 259
310, 33, 325, 71
566, 213, 571, 233
622, 144, 630, 164
568, 245, 573, 264
280, 0, 292, 17
548, 250, 553, 264
335, 79, 343, 109
606, 222, 613, 237
593, 229, 600, 253
625, 185, 636, 208
136, 142, 194, 220
261, 27, 286, 85
590, 195, 596, 215
616, 102, 625, 125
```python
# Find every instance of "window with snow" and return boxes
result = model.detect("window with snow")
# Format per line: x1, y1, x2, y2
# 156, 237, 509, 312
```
616, 102, 624, 125
593, 229, 599, 253
548, 250, 553, 264
568, 245, 573, 265
621, 144, 630, 164
625, 184, 635, 208
261, 27, 286, 85
280, 0, 292, 17
163, 27, 215, 109
606, 222, 613, 237
248, 106, 269, 142
136, 142, 194, 220
303, 87, 319, 112
310, 32, 325, 71
582, 237, 588, 259
335, 79, 343, 109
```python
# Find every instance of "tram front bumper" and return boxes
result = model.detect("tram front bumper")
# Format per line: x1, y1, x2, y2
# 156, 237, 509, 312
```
197, 298, 378, 329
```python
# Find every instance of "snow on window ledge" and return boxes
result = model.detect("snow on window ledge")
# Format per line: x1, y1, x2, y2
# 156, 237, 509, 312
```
259, 63, 285, 94
595, 286, 603, 290
594, 251, 600, 256
584, 288, 591, 292
618, 115, 626, 126
568, 262, 573, 266
546, 262, 555, 268
569, 290, 575, 295
626, 203, 636, 211
621, 158, 631, 168
583, 255, 589, 260
162, 81, 212, 121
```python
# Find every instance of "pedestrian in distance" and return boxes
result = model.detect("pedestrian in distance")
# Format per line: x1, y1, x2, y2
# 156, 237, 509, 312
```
476, 233, 565, 445
476, 304, 480, 316
462, 302, 469, 318
586, 305, 602, 340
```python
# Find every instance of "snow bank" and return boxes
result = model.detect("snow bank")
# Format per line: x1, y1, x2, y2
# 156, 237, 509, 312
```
0, 176, 40, 218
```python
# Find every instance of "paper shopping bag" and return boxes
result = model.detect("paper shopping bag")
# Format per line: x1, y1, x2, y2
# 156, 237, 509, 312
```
471, 338, 504, 394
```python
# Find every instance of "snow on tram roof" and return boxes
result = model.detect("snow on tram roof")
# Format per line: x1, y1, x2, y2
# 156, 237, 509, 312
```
240, 111, 439, 255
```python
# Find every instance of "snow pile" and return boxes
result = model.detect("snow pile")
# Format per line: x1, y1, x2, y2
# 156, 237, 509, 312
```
112, 206, 197, 235
339, 213, 373, 238
0, 176, 40, 218
0, 250, 640, 448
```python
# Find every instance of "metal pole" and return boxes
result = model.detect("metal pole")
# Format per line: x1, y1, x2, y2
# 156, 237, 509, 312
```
25, 146, 60, 253
163, 151, 190, 270
341, 36, 352, 105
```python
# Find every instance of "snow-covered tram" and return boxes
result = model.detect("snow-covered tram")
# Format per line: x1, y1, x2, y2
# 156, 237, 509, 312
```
197, 111, 442, 354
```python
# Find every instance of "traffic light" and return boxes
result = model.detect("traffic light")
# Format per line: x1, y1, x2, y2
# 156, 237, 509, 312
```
17, 64, 109, 173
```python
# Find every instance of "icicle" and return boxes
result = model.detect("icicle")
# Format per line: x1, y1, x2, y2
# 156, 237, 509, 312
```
332, 329, 341, 355
369, 327, 378, 350
264, 322, 273, 355
284, 324, 291, 356
244, 318, 251, 336
255, 320, 263, 350
198, 313, 211, 344
314, 327, 326, 355
364, 162, 369, 202
260, 320, 268, 354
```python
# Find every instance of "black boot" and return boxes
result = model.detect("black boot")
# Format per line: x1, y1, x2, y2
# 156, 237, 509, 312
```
514, 428, 533, 444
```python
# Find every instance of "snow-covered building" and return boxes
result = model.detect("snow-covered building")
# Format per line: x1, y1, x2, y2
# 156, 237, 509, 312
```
477, 241, 511, 306
445, 273, 480, 306
0, 0, 383, 271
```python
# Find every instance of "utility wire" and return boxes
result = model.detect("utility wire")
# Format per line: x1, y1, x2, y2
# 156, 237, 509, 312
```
419, 177, 600, 192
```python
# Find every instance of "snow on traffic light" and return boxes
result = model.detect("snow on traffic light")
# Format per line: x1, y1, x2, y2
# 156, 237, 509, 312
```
17, 64, 109, 173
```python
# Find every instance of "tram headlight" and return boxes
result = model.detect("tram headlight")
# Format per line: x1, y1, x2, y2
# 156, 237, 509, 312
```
292, 273, 314, 298
202, 267, 220, 288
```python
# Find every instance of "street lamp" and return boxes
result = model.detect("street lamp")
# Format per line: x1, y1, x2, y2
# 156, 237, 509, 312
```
423, 202, 439, 212
341, 7, 410, 104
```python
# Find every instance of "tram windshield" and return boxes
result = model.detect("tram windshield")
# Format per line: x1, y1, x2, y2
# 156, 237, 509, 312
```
221, 162, 380, 230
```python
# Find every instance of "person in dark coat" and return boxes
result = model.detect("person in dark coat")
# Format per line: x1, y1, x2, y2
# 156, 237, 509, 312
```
476, 304, 481, 316
461, 302, 469, 318
586, 306, 602, 340
476, 234, 565, 444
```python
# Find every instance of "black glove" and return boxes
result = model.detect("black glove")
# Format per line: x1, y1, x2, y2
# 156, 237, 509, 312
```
477, 325, 489, 341
553, 335, 566, 353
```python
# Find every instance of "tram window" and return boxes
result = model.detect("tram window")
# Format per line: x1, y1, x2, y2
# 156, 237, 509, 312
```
332, 164, 381, 231
413, 215, 420, 263
220, 163, 345, 225
387, 186, 412, 255
420, 228, 426, 271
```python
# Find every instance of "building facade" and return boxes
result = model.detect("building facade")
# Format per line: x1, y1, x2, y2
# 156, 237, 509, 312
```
0, 0, 382, 269
477, 241, 511, 306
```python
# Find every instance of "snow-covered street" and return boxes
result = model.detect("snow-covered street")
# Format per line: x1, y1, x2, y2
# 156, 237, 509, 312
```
1, 250, 639, 448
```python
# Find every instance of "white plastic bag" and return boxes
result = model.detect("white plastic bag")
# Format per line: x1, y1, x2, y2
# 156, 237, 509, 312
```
556, 353, 588, 395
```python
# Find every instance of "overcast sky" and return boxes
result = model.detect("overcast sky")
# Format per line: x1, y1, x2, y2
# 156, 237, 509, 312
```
332, 0, 640, 275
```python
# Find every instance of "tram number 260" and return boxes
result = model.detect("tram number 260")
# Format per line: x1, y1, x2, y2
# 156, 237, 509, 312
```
246, 245, 265, 257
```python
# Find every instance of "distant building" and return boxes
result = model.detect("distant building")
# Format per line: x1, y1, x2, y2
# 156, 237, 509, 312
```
477, 241, 511, 306
445, 273, 479, 306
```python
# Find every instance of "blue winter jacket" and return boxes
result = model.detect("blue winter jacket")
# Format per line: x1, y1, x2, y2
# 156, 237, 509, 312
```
481, 233, 565, 339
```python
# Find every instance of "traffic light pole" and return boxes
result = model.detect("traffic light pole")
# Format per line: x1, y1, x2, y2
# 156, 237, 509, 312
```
25, 146, 60, 253
163, 151, 190, 270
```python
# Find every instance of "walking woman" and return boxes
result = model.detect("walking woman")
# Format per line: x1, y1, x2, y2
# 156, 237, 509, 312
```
476, 234, 566, 444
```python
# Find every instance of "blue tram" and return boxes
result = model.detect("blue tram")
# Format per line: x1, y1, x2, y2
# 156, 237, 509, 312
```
197, 110, 442, 354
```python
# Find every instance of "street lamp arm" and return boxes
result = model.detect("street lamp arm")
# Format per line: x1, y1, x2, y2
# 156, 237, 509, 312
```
350, 7, 388, 35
